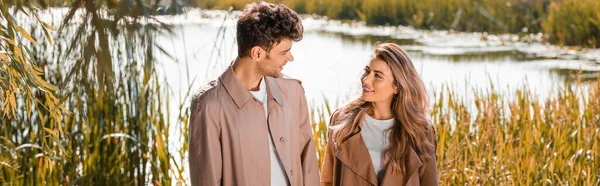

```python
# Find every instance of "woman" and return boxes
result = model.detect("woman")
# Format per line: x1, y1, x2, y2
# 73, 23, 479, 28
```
320, 43, 438, 186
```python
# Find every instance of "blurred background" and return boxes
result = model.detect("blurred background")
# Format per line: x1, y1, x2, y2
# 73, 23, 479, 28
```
1, 0, 599, 185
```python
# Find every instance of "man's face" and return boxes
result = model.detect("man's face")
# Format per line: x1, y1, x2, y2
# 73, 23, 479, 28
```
257, 38, 294, 78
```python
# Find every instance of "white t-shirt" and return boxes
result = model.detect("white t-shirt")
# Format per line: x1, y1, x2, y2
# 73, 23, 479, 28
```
249, 77, 288, 186
361, 114, 395, 182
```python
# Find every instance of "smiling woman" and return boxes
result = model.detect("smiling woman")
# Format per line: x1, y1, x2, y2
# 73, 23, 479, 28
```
320, 43, 437, 186
361, 60, 400, 108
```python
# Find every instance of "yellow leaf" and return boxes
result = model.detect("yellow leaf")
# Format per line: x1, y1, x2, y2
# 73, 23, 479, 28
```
14, 47, 22, 58
15, 25, 38, 44
44, 34, 53, 45
26, 97, 32, 118
8, 94, 16, 117
0, 54, 7, 60
4, 39, 15, 46
37, 104, 47, 124
31, 64, 44, 73
48, 159, 53, 174
44, 128, 57, 136
8, 94, 15, 108
36, 21, 54, 45
35, 75, 58, 91
40, 21, 57, 31
3, 105, 8, 117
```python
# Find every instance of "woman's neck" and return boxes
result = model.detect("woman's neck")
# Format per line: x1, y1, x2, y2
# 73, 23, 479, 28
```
368, 100, 394, 120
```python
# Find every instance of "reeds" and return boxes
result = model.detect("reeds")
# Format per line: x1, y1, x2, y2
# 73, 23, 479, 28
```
1, 0, 189, 185
311, 77, 600, 184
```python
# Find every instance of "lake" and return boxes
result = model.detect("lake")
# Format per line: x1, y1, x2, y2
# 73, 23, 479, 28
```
152, 10, 600, 112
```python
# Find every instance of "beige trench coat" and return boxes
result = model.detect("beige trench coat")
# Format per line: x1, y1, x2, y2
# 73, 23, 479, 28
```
320, 108, 438, 186
189, 67, 319, 186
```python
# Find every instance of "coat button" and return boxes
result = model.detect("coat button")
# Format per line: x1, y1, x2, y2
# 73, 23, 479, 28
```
290, 169, 294, 175
279, 137, 284, 142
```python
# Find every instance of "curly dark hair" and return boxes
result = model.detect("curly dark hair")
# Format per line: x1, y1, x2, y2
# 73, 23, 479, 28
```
237, 1, 303, 57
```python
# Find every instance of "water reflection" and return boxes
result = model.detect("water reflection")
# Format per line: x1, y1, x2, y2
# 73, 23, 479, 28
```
308, 30, 600, 85
549, 69, 600, 83
154, 20, 600, 113
315, 31, 526, 63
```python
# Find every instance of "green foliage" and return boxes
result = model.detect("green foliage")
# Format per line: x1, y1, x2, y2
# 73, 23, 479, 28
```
543, 0, 600, 47
0, 0, 65, 130
1, 0, 189, 185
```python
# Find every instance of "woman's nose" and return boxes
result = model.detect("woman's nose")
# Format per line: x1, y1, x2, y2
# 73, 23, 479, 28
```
362, 75, 371, 85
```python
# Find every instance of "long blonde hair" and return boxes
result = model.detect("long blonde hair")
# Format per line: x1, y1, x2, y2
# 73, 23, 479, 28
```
332, 43, 435, 174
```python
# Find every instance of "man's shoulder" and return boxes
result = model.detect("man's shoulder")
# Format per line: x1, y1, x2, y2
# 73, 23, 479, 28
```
191, 79, 221, 107
274, 73, 304, 93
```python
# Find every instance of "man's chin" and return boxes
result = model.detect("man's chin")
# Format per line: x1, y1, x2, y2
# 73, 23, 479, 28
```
267, 72, 281, 78
264, 69, 282, 78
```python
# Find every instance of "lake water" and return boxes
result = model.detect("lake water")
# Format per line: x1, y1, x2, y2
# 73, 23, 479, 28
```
153, 10, 600, 112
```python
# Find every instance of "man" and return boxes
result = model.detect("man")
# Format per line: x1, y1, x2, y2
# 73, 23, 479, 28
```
189, 1, 319, 186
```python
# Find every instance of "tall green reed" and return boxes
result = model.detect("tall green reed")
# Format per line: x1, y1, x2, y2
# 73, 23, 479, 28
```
1, 0, 190, 185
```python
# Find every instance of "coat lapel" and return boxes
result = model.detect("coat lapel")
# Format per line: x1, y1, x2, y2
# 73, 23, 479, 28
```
379, 146, 423, 186
334, 107, 424, 186
405, 147, 423, 182
264, 77, 293, 184
266, 77, 285, 106
334, 109, 379, 186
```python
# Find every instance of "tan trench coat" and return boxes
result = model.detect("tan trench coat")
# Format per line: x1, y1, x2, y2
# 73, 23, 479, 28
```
320, 108, 438, 186
189, 67, 319, 186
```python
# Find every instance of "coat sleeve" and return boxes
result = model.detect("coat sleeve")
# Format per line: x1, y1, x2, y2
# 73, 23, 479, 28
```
189, 98, 222, 186
320, 110, 339, 186
297, 85, 320, 186
419, 125, 439, 186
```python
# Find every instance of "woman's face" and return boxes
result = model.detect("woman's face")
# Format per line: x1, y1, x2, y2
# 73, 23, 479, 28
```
361, 57, 397, 104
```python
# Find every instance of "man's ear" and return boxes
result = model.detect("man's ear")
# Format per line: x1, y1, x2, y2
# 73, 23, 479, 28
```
250, 46, 264, 61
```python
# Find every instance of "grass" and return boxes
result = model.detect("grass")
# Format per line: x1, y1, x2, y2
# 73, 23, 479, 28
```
311, 77, 600, 184
1, 1, 190, 185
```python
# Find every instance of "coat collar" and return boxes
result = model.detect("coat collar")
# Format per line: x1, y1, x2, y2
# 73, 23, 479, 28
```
265, 76, 286, 106
334, 108, 423, 185
220, 66, 285, 109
